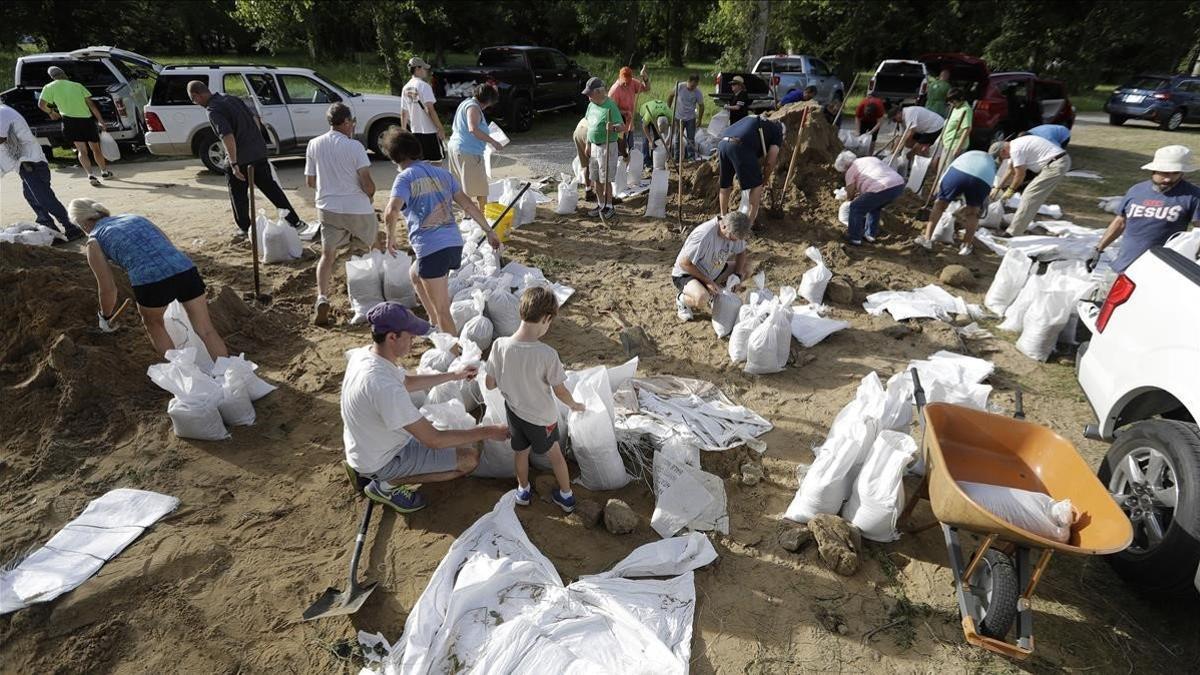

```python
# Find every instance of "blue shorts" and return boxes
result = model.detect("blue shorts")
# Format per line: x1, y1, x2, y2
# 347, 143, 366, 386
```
718, 140, 762, 190
936, 167, 990, 209
416, 246, 463, 279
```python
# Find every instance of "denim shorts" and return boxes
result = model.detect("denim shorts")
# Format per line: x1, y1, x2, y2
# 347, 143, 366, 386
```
416, 246, 463, 279
936, 167, 990, 209
368, 437, 458, 482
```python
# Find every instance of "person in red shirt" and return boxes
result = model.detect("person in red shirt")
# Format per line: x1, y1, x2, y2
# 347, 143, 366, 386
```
856, 93, 887, 154
608, 65, 649, 160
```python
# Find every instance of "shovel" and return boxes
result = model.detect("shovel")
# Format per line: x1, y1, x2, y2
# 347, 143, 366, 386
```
301, 499, 377, 621
243, 163, 272, 305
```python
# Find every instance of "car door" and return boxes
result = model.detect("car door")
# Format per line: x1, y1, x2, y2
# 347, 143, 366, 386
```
243, 72, 295, 152
807, 58, 835, 102
277, 73, 340, 142
527, 50, 562, 107
1183, 80, 1200, 121
548, 51, 576, 106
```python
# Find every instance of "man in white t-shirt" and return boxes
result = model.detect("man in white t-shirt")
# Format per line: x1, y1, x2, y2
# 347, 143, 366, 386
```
305, 102, 377, 325
401, 57, 446, 165
989, 135, 1071, 236
670, 211, 752, 321
341, 302, 509, 513
0, 104, 84, 241
889, 104, 946, 158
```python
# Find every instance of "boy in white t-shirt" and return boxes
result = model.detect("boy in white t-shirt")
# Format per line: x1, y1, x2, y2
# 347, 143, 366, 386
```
485, 287, 584, 512
401, 56, 446, 165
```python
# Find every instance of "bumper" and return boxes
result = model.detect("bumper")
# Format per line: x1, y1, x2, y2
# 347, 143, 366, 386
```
144, 134, 192, 157
1104, 101, 1167, 120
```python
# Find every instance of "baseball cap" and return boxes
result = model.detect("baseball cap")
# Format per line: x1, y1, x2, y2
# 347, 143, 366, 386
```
581, 76, 605, 95
732, 75, 745, 84
367, 302, 431, 337
47, 66, 66, 79
408, 56, 431, 70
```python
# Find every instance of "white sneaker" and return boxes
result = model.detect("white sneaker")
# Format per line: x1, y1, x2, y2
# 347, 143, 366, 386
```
864, 234, 877, 243
958, 244, 974, 256
314, 295, 331, 325
675, 295, 693, 322
913, 235, 932, 250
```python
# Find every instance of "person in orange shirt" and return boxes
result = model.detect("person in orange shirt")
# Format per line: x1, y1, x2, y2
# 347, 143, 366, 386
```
608, 65, 649, 160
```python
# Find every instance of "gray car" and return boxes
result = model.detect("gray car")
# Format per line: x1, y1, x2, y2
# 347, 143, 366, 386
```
752, 54, 845, 105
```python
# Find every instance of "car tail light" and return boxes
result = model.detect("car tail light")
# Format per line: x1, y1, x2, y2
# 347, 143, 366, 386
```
1153, 92, 1172, 100
868, 77, 876, 91
145, 111, 164, 132
1096, 274, 1135, 333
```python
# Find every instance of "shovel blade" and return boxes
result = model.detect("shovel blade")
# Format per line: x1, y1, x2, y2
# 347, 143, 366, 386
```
301, 581, 377, 621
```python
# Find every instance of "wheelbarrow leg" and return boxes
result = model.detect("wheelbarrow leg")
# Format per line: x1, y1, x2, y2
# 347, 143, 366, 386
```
1015, 547, 1035, 653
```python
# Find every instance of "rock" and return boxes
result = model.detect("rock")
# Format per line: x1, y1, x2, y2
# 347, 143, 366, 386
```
939, 264, 974, 288
740, 462, 764, 486
779, 524, 812, 552
575, 499, 603, 528
617, 325, 657, 359
825, 276, 854, 304
603, 499, 638, 534
808, 514, 862, 576
881, 324, 911, 339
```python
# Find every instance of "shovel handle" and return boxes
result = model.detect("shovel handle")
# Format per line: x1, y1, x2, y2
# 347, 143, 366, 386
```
490, 182, 531, 231
347, 499, 374, 588
910, 368, 926, 410
1014, 386, 1025, 420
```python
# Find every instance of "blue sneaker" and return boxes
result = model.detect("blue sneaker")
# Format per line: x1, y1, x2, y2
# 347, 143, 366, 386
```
552, 489, 576, 513
515, 485, 533, 506
364, 480, 427, 513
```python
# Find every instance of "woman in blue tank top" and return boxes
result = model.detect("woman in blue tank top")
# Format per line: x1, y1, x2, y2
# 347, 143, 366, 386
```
69, 198, 228, 361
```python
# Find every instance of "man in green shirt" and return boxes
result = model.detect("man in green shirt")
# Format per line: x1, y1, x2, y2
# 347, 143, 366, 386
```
638, 98, 672, 170
38, 66, 110, 185
924, 69, 951, 118
583, 77, 622, 218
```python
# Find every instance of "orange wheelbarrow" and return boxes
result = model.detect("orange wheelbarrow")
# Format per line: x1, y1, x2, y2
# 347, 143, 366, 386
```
900, 370, 1132, 659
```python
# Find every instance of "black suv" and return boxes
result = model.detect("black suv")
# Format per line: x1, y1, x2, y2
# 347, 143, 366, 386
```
1105, 73, 1200, 131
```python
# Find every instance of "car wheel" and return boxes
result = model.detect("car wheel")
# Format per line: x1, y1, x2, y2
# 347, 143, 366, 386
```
508, 97, 533, 133
1098, 419, 1200, 598
1108, 114, 1127, 126
369, 119, 403, 155
1161, 109, 1185, 131
194, 130, 228, 174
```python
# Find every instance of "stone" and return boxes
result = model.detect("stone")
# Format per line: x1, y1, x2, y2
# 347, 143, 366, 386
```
603, 499, 638, 534
825, 276, 854, 304
939, 264, 974, 288
574, 499, 603, 528
881, 324, 911, 339
779, 524, 812, 552
740, 462, 764, 486
808, 514, 862, 576
618, 325, 657, 359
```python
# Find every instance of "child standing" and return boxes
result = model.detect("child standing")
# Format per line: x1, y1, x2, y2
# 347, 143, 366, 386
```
485, 286, 584, 512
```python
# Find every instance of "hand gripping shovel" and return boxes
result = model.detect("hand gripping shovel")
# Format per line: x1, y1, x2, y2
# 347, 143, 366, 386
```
302, 498, 377, 621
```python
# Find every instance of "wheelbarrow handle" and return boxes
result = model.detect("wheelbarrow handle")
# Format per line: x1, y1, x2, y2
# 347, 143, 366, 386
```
910, 368, 927, 409
1014, 386, 1026, 420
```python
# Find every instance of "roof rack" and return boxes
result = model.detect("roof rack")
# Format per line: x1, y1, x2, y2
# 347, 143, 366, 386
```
162, 64, 279, 71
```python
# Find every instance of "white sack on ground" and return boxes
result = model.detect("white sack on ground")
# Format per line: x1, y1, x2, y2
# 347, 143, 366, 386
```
1004, 194, 1062, 219
568, 367, 632, 491
863, 284, 968, 321
627, 149, 644, 189
979, 200, 1004, 228
906, 154, 932, 193
789, 305, 848, 348
745, 287, 796, 375
933, 201, 961, 243
646, 168, 669, 218
214, 357, 256, 426
555, 173, 578, 215
259, 209, 303, 263
837, 200, 851, 226
346, 251, 386, 325
1097, 195, 1123, 214
381, 252, 416, 307
710, 275, 743, 339
728, 303, 765, 364
418, 333, 458, 372
958, 482, 1074, 543
163, 300, 215, 374
747, 271, 774, 307
631, 378, 772, 452
842, 430, 918, 542
985, 248, 1034, 316
212, 353, 275, 401
1016, 273, 1095, 361
459, 290, 495, 351
707, 110, 729, 137
485, 274, 522, 337
799, 246, 832, 305
147, 347, 228, 441
471, 371, 550, 477
651, 451, 729, 538
612, 156, 629, 197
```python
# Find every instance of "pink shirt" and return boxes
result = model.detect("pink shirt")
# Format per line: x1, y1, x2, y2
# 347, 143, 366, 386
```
608, 79, 648, 130
845, 157, 904, 194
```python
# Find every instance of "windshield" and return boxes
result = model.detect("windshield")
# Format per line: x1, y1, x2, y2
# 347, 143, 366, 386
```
880, 63, 926, 77
20, 59, 117, 88
311, 71, 355, 97
1123, 76, 1168, 91
478, 50, 526, 69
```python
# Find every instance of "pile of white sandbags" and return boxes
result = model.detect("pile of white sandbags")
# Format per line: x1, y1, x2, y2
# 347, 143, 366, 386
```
346, 250, 418, 324
986, 253, 1097, 361
147, 347, 275, 441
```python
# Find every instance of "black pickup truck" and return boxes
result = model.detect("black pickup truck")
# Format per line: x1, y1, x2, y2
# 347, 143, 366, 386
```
711, 72, 776, 112
432, 46, 591, 133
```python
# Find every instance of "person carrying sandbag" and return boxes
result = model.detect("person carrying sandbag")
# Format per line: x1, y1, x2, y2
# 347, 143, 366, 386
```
989, 134, 1071, 236
914, 149, 1000, 256
833, 150, 905, 246
671, 211, 752, 321
70, 198, 229, 361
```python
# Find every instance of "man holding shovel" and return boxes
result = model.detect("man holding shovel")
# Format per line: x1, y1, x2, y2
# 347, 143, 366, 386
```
716, 114, 784, 227
583, 77, 623, 219
638, 98, 673, 172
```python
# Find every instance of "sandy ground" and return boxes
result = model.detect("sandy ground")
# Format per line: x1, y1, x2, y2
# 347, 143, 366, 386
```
2, 114, 1198, 675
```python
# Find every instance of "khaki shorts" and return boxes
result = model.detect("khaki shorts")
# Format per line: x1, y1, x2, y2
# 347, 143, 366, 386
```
318, 210, 378, 252
588, 142, 618, 182
448, 148, 488, 198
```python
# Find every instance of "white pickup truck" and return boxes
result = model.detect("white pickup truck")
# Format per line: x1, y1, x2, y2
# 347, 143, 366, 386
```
1076, 245, 1200, 597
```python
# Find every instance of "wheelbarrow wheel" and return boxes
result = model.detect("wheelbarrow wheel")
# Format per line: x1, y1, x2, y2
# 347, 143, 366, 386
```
968, 548, 1020, 639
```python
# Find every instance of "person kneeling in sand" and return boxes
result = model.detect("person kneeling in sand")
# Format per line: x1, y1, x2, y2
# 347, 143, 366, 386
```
671, 211, 752, 321
485, 287, 584, 513
341, 302, 509, 513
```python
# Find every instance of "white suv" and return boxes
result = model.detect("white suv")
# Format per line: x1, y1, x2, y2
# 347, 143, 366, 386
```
144, 65, 407, 172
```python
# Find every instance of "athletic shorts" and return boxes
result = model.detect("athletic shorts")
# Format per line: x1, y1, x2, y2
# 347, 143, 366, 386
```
133, 267, 205, 308
416, 245, 463, 279
447, 148, 488, 198
718, 139, 762, 190
672, 263, 731, 292
318, 209, 378, 252
61, 116, 100, 144
912, 129, 940, 146
415, 132, 443, 162
936, 167, 991, 209
506, 404, 560, 455
368, 436, 458, 482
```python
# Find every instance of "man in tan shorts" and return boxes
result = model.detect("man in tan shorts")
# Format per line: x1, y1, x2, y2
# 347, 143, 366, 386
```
305, 102, 378, 325
572, 116, 594, 202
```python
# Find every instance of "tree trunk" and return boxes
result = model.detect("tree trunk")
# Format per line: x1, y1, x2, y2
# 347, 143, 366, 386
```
373, 12, 405, 95
747, 0, 770, 71
667, 0, 684, 67
623, 2, 640, 65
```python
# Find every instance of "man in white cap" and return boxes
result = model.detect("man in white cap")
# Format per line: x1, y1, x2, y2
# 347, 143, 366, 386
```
1089, 145, 1200, 272
989, 135, 1071, 235
401, 56, 446, 165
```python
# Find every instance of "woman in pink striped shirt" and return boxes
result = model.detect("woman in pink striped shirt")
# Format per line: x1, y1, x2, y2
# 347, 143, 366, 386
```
835, 150, 905, 245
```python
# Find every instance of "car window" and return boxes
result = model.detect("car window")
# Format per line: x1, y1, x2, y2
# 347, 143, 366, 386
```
528, 51, 556, 71
112, 56, 156, 82
246, 73, 283, 105
479, 50, 526, 69
1181, 80, 1200, 93
278, 74, 335, 104
150, 74, 195, 106
223, 73, 251, 99
757, 59, 804, 74
1125, 76, 1168, 91
551, 52, 569, 72
809, 59, 830, 76
20, 59, 117, 88
880, 62, 926, 77
1037, 81, 1065, 99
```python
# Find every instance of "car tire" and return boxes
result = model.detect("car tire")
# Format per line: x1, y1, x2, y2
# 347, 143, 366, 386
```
194, 129, 228, 175
1098, 419, 1200, 598
1160, 109, 1185, 131
507, 96, 533, 133
368, 119, 403, 155
1108, 114, 1127, 126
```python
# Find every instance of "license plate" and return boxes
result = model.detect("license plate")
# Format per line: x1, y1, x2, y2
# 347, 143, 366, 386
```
1123, 94, 1144, 103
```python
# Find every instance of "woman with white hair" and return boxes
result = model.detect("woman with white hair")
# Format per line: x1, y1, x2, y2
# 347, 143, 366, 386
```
70, 198, 228, 360
834, 150, 905, 245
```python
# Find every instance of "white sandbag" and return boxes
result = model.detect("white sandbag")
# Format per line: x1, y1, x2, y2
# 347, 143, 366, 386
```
842, 430, 917, 542
789, 306, 848, 348
651, 451, 728, 538
472, 373, 516, 478
737, 189, 751, 216
147, 348, 228, 441
985, 249, 1034, 316
612, 155, 629, 196
880, 372, 914, 430
798, 246, 832, 305
568, 367, 631, 491
420, 399, 475, 431
645, 168, 668, 218
707, 110, 729, 137
1096, 195, 1123, 214
1016, 274, 1094, 361
933, 200, 962, 244
555, 173, 577, 215
745, 288, 796, 375
212, 353, 275, 401
905, 154, 932, 192
747, 271, 774, 306
346, 251, 385, 325
518, 188, 537, 226
381, 252, 416, 307
958, 481, 1074, 543
460, 291, 495, 350
979, 200, 1004, 229
891, 154, 909, 176
163, 300, 214, 374
710, 276, 742, 339
166, 396, 228, 441
485, 274, 522, 337
627, 149, 644, 189
571, 156, 585, 186
450, 293, 479, 334
419, 333, 458, 372
694, 129, 716, 158
259, 209, 302, 263
425, 378, 463, 406
1165, 228, 1200, 261
652, 144, 668, 170
837, 200, 851, 226
998, 272, 1041, 333
214, 356, 256, 426
99, 131, 121, 162
728, 303, 764, 364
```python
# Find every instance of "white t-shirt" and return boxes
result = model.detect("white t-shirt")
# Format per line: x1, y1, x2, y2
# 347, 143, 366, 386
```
0, 104, 46, 175
903, 105, 946, 134
672, 217, 747, 280
1008, 134, 1065, 173
486, 337, 567, 426
340, 347, 424, 473
401, 77, 438, 135
304, 129, 374, 214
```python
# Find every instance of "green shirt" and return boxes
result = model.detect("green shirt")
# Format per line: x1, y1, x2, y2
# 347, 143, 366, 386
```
638, 99, 673, 125
924, 79, 949, 118
939, 104, 973, 157
586, 97, 622, 145
40, 79, 94, 119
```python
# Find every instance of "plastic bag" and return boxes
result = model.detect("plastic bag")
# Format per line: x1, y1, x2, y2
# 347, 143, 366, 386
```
346, 251, 385, 325
99, 131, 121, 162
212, 353, 275, 401
555, 173, 577, 215
933, 201, 961, 244
998, 271, 1041, 333
905, 155, 931, 192
460, 290, 495, 351
842, 430, 917, 542
1016, 274, 1094, 361
627, 149, 644, 188
1165, 228, 1200, 262
485, 274, 521, 337
799, 246, 832, 305
979, 200, 1004, 229
729, 303, 765, 364
745, 288, 796, 375
833, 187, 848, 201
259, 209, 302, 263
789, 306, 849, 348
747, 271, 774, 306
645, 168, 668, 218
419, 333, 458, 373
215, 358, 256, 426
164, 300, 214, 374
737, 189, 751, 216
985, 249, 1034, 316
147, 348, 228, 441
420, 399, 475, 431
612, 155, 629, 196
837, 201, 851, 226
959, 482, 1074, 543
568, 367, 631, 491
571, 156, 585, 186
382, 252, 416, 307
707, 110, 729, 137
710, 276, 743, 339
652, 144, 668, 170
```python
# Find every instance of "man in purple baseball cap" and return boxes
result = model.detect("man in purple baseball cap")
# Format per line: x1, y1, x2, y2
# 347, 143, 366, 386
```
339, 302, 509, 512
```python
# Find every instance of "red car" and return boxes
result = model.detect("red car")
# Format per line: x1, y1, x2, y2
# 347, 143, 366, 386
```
919, 53, 1076, 149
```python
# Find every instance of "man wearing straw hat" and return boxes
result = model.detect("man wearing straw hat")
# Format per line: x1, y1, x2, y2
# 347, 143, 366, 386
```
1088, 145, 1200, 272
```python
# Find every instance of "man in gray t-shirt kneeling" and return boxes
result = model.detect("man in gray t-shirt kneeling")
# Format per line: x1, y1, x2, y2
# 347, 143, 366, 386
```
670, 211, 752, 321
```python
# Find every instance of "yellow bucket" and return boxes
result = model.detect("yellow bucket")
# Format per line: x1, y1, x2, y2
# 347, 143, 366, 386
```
484, 202, 516, 242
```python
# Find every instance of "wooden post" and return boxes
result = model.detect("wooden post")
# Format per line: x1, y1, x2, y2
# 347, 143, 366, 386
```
247, 163, 261, 301
669, 80, 682, 229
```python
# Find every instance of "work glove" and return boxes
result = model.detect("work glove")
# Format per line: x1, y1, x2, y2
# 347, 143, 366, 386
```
1085, 247, 1101, 273
97, 311, 118, 333
1003, 188, 1016, 201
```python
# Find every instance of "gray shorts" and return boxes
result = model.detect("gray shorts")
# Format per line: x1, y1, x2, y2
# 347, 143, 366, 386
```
319, 209, 378, 252
368, 437, 458, 482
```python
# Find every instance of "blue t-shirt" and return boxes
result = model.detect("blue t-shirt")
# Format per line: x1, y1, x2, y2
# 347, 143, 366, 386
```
1028, 124, 1071, 147
948, 150, 997, 186
448, 98, 488, 157
1113, 179, 1200, 272
779, 88, 807, 106
89, 214, 194, 286
390, 162, 464, 259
